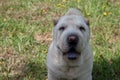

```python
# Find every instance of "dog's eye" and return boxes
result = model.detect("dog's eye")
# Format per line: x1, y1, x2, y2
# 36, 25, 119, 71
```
79, 26, 85, 31
59, 26, 65, 31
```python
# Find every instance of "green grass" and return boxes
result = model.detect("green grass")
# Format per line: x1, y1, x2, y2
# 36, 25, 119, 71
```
0, 0, 120, 80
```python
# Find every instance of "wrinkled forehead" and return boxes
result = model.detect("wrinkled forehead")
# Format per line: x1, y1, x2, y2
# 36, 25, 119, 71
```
58, 15, 86, 26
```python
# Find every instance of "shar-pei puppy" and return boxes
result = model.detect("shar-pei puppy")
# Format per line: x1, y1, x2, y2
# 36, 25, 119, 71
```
47, 8, 93, 80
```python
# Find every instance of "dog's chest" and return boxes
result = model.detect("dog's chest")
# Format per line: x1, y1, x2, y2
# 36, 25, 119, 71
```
59, 66, 80, 79
66, 67, 77, 75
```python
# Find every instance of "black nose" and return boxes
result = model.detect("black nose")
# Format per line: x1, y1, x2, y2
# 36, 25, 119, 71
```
67, 34, 78, 46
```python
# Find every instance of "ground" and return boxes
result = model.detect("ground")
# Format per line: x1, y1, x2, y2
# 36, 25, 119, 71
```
0, 0, 120, 80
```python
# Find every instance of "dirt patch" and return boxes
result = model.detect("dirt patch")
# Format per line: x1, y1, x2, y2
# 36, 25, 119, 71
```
109, 0, 120, 4
0, 1, 53, 21
109, 26, 120, 44
0, 50, 28, 79
34, 32, 52, 44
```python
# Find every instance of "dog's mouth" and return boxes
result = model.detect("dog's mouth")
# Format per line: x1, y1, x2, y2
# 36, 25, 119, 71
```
57, 45, 80, 60
63, 48, 80, 60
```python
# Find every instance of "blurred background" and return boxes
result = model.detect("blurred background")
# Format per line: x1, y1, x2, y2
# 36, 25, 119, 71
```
0, 0, 120, 80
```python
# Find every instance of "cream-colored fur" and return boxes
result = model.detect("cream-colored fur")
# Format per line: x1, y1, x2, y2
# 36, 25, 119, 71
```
47, 8, 93, 80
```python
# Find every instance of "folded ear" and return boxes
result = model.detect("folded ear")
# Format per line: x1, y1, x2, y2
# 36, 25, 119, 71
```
85, 19, 90, 26
53, 17, 59, 26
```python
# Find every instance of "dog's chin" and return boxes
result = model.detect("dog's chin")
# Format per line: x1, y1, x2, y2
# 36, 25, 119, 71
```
63, 48, 80, 60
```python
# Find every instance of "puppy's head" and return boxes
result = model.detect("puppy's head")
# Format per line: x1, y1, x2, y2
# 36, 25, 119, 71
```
53, 8, 90, 60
